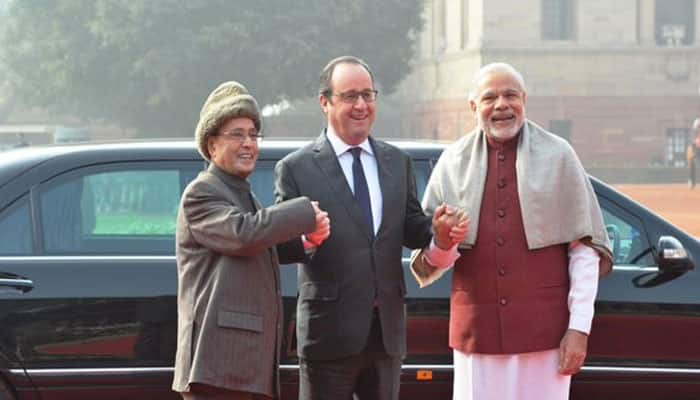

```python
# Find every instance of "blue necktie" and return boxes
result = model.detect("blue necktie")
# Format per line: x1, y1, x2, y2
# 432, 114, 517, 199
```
350, 147, 374, 236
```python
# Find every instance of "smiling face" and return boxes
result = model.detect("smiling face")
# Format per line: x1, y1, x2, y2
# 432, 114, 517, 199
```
469, 69, 527, 141
207, 117, 259, 178
319, 62, 376, 146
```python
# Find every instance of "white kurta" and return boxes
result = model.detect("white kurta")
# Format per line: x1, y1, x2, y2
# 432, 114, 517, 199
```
424, 240, 600, 400
452, 348, 568, 400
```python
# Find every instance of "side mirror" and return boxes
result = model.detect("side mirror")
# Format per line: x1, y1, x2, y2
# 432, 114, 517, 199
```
657, 235, 694, 272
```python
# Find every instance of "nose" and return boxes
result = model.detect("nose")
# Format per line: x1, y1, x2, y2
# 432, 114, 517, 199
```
494, 95, 508, 109
240, 135, 256, 146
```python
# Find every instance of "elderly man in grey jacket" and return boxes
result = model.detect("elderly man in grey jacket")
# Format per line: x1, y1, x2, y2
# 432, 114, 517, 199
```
172, 81, 329, 400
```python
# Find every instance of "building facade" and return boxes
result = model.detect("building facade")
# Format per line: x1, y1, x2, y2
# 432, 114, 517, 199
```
397, 0, 700, 170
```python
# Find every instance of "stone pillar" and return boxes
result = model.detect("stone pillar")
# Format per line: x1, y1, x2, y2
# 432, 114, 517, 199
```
638, 0, 655, 45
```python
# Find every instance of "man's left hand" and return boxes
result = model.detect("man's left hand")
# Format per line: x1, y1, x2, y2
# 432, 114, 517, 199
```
558, 329, 588, 375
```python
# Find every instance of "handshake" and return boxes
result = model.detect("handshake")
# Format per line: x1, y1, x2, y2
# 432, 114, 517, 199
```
431, 203, 469, 250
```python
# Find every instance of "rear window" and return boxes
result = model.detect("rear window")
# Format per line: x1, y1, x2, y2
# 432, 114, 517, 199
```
38, 163, 198, 255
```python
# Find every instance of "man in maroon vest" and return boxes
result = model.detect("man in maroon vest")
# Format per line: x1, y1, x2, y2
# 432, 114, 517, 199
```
411, 63, 612, 400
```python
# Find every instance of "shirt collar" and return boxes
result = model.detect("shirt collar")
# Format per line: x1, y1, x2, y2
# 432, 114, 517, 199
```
207, 162, 251, 191
326, 125, 374, 157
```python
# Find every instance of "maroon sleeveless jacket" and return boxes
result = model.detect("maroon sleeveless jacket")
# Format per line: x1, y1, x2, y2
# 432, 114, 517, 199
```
449, 134, 569, 354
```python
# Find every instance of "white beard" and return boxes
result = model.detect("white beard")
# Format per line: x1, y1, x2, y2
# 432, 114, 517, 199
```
481, 120, 522, 141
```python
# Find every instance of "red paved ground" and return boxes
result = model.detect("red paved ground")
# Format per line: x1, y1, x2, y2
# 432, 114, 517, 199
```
612, 184, 700, 237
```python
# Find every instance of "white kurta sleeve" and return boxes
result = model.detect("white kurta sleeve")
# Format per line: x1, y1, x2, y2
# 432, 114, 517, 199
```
567, 240, 600, 334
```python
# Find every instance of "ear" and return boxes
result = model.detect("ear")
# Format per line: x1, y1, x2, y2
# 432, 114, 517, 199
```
207, 136, 217, 159
521, 91, 527, 107
469, 99, 477, 114
319, 93, 329, 115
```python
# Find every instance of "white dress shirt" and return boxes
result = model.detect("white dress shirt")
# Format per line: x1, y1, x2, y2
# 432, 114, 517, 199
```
325, 127, 383, 235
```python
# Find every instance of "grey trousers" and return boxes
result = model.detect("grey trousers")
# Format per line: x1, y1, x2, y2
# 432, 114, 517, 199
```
298, 309, 401, 400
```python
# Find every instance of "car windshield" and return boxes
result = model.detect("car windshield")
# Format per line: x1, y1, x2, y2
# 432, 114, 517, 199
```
0, 0, 698, 237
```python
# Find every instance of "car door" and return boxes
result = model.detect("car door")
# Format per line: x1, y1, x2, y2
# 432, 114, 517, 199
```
571, 182, 700, 399
0, 193, 38, 400
0, 160, 201, 400
399, 155, 454, 399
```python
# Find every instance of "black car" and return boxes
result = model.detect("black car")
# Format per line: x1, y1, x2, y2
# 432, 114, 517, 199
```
0, 141, 699, 400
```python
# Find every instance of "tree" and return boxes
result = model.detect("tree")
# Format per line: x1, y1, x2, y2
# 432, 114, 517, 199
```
0, 65, 13, 122
0, 0, 423, 137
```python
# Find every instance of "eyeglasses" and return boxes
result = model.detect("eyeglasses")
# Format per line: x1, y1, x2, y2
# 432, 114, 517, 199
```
330, 90, 378, 104
218, 129, 264, 144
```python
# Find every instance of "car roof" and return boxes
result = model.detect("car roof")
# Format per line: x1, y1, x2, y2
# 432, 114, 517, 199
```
0, 139, 446, 188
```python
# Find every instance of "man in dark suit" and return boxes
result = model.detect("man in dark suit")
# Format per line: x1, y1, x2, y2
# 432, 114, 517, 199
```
173, 81, 330, 400
274, 56, 466, 400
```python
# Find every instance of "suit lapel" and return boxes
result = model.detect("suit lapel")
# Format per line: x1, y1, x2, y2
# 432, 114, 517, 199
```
313, 131, 374, 240
371, 138, 396, 239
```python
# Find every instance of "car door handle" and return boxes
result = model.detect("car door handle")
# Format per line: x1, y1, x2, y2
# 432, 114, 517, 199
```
0, 278, 34, 293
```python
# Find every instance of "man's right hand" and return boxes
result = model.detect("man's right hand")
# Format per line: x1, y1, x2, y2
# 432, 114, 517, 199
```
306, 201, 330, 246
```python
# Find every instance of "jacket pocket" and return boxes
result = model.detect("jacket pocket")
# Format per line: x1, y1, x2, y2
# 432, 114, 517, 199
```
299, 281, 338, 301
217, 310, 263, 332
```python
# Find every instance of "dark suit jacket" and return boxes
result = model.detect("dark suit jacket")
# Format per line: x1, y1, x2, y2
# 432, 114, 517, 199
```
173, 164, 316, 397
274, 132, 432, 361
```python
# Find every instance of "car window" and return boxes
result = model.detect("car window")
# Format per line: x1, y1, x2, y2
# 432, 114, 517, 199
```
250, 161, 276, 207
0, 194, 32, 255
402, 159, 433, 258
599, 199, 654, 266
413, 159, 431, 202
39, 164, 197, 255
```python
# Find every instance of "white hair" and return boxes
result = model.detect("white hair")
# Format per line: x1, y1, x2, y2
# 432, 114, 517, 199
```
469, 62, 526, 100
693, 118, 700, 130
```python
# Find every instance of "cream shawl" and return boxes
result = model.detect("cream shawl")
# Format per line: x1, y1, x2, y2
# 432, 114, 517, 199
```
419, 120, 612, 279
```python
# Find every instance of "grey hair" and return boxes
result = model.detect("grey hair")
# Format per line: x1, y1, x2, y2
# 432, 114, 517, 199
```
693, 118, 700, 130
469, 62, 527, 101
